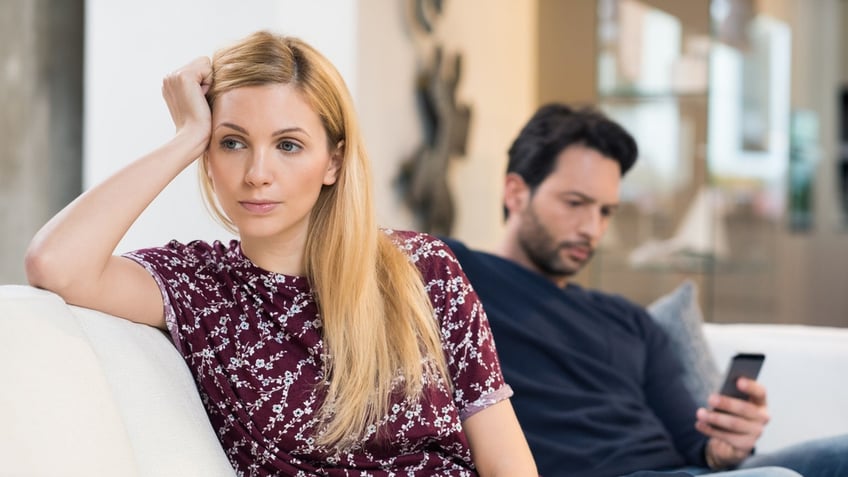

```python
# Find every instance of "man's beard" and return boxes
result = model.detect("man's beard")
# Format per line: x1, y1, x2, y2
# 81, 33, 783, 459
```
516, 204, 594, 280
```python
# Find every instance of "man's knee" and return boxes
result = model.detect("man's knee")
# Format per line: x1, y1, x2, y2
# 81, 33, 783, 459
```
723, 467, 802, 477
771, 468, 803, 477
743, 466, 802, 477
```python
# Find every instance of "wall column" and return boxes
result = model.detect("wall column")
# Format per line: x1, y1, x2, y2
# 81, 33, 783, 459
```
0, 0, 84, 284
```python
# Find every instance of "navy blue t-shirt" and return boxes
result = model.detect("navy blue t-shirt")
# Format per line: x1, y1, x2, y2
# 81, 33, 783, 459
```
442, 238, 708, 477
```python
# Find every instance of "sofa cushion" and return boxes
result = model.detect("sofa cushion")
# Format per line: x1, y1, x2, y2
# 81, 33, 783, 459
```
647, 280, 721, 406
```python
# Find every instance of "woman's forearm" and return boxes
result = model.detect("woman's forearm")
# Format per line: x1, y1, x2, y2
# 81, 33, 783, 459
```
25, 130, 206, 295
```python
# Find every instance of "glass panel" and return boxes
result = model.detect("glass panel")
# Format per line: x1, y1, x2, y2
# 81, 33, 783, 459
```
592, 0, 715, 312
591, 0, 791, 323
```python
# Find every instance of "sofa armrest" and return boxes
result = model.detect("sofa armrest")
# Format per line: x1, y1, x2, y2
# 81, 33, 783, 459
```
703, 323, 848, 453
0, 285, 139, 476
0, 285, 235, 477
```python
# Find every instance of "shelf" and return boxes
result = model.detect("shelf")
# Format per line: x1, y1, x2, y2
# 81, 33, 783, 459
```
598, 90, 708, 102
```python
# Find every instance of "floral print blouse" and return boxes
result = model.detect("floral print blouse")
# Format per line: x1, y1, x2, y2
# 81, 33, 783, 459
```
125, 230, 511, 476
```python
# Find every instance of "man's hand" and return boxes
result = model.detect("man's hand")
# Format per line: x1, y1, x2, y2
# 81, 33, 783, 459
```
695, 377, 770, 469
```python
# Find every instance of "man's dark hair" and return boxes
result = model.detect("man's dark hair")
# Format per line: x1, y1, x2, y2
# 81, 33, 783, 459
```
506, 103, 638, 192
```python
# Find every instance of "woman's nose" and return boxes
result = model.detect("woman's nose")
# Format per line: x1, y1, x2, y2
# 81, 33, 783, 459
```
244, 149, 273, 187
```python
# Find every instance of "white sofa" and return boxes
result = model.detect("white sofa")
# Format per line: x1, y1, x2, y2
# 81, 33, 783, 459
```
1, 284, 847, 476
0, 285, 236, 477
703, 322, 848, 453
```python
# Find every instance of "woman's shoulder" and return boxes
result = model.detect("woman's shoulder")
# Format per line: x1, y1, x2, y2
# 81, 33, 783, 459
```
379, 229, 468, 291
380, 228, 456, 263
127, 238, 241, 268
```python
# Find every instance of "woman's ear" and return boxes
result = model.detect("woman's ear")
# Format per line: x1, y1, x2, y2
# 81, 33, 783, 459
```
323, 140, 344, 185
503, 173, 530, 216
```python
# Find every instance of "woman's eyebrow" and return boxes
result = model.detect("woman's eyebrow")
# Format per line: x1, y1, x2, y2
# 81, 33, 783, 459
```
215, 122, 248, 135
213, 123, 310, 138
271, 127, 309, 138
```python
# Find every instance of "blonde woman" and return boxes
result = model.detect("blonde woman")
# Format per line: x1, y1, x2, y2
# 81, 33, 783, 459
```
25, 31, 536, 476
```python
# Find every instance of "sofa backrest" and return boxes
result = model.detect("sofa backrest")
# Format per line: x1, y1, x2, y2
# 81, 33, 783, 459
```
705, 322, 848, 453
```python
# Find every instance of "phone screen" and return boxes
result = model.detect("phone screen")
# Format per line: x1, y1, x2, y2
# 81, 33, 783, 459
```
718, 353, 765, 400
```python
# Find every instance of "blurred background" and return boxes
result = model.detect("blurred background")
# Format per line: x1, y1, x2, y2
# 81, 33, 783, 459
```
2, 0, 846, 327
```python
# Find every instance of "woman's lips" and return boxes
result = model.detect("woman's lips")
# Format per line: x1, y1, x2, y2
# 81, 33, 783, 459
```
240, 201, 279, 213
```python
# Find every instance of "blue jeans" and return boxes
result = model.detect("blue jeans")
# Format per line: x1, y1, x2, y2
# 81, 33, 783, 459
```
621, 434, 848, 477
737, 434, 848, 477
621, 467, 800, 477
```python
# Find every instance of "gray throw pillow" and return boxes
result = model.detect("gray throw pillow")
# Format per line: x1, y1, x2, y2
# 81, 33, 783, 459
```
647, 280, 720, 406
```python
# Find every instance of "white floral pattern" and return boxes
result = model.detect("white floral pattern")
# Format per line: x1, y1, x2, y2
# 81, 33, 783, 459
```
125, 230, 511, 476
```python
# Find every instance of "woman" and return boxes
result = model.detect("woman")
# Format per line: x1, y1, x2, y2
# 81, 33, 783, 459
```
25, 31, 536, 476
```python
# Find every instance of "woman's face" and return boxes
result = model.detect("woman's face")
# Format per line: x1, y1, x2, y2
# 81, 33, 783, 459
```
206, 83, 340, 246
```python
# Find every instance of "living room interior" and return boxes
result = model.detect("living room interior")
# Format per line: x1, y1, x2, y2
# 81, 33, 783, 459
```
1, 1, 847, 474
2, 0, 847, 327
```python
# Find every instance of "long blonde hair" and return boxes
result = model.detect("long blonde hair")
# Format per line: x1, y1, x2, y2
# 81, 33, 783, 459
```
199, 31, 449, 450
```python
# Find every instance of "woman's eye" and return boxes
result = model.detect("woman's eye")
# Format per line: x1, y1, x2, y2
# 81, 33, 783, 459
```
221, 139, 244, 150
278, 140, 302, 153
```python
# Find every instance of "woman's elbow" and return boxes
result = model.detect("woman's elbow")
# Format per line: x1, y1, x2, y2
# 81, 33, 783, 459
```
24, 241, 68, 292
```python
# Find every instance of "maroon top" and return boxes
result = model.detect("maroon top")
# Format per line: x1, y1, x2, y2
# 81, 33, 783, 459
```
125, 229, 511, 476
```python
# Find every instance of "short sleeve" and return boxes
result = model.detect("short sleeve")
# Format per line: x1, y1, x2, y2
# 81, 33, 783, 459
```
123, 240, 226, 356
392, 232, 513, 420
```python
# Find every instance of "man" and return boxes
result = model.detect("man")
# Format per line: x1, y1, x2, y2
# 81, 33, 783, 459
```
443, 104, 846, 477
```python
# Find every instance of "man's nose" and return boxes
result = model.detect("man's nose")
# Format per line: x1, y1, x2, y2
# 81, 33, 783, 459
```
578, 208, 605, 242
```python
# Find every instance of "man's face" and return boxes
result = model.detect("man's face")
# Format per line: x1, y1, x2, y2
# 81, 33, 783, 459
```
505, 144, 622, 285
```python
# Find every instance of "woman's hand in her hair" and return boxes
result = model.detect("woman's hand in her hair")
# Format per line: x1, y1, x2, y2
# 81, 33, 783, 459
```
161, 56, 213, 161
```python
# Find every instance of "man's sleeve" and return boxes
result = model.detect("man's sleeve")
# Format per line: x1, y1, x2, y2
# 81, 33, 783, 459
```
641, 310, 710, 467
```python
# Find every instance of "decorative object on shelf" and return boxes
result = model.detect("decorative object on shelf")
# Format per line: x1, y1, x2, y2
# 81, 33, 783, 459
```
839, 87, 848, 228
712, 0, 756, 51
787, 110, 819, 232
413, 0, 442, 33
840, 158, 848, 228
396, 0, 472, 236
708, 12, 791, 185
628, 186, 729, 269
597, 0, 710, 97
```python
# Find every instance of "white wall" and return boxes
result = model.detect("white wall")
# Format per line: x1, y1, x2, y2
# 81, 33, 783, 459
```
433, 0, 538, 250
85, 0, 357, 253
356, 0, 421, 231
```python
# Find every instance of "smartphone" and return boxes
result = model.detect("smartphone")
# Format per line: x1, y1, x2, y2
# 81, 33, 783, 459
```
718, 353, 765, 400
